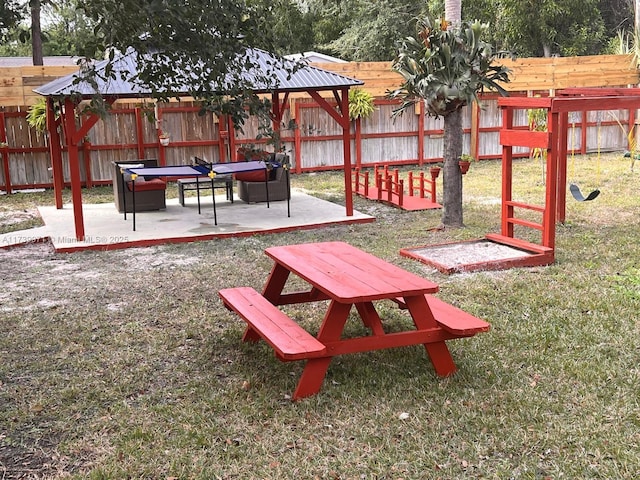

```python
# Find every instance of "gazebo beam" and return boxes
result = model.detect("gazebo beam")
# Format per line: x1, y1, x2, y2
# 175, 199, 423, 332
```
64, 97, 86, 240
307, 88, 354, 216
47, 98, 64, 209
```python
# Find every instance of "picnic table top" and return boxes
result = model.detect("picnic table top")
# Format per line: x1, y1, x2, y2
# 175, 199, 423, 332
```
265, 241, 439, 303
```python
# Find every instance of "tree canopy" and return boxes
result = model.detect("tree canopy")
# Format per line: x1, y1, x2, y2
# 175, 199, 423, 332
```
1, 0, 636, 62
64, 0, 307, 127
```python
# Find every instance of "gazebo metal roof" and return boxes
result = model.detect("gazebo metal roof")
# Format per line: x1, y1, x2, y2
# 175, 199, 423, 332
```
34, 48, 363, 98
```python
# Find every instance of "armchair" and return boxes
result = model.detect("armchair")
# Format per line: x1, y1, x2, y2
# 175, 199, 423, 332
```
236, 153, 290, 203
112, 159, 167, 213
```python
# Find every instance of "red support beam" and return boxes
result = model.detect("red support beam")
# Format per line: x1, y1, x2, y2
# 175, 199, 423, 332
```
418, 102, 425, 166
307, 89, 354, 216
64, 98, 85, 241
544, 111, 559, 249
47, 99, 65, 208
135, 107, 145, 158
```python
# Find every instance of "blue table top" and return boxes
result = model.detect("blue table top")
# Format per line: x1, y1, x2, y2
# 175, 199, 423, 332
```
127, 161, 268, 177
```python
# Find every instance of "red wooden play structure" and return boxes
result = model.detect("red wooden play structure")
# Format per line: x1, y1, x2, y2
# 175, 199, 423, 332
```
402, 87, 640, 273
354, 164, 441, 211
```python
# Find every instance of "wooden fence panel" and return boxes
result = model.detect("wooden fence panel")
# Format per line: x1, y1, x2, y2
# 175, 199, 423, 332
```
1, 55, 639, 191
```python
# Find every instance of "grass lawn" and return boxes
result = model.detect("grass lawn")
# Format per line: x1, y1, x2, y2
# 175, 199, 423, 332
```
1, 154, 639, 479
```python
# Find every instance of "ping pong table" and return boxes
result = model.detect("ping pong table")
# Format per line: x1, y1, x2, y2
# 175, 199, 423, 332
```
121, 160, 288, 231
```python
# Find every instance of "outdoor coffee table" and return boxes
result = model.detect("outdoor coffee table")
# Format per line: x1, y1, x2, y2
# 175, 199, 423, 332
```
219, 241, 490, 400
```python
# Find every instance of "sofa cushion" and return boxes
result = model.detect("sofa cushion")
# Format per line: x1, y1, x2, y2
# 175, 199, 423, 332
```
127, 178, 166, 192
235, 169, 268, 182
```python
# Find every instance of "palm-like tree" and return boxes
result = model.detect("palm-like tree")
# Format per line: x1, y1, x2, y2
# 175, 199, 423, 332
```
389, 16, 510, 227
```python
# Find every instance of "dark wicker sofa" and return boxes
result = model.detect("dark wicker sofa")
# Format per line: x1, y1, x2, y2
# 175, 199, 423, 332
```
112, 159, 167, 213
236, 154, 290, 203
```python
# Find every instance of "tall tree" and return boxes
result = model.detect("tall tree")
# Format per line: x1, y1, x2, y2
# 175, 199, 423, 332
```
465, 0, 609, 56
441, 0, 463, 227
246, 0, 314, 55
74, 0, 299, 127
307, 0, 423, 61
389, 16, 510, 228
30, 0, 43, 65
0, 0, 25, 43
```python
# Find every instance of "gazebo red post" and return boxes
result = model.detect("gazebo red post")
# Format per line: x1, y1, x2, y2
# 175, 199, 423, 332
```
556, 109, 569, 224
47, 98, 65, 208
64, 97, 86, 240
307, 88, 354, 217
226, 116, 238, 161
135, 107, 145, 159
218, 114, 229, 163
339, 87, 354, 216
60, 98, 103, 241
271, 90, 290, 153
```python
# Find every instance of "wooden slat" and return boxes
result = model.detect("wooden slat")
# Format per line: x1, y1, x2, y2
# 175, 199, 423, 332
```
500, 129, 550, 148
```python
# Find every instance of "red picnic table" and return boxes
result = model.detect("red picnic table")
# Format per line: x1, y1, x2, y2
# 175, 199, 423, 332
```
218, 241, 490, 400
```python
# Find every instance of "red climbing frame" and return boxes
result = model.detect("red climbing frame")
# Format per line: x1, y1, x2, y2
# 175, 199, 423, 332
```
403, 87, 640, 273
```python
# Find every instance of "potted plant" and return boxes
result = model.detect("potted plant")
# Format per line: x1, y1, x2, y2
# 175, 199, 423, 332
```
348, 88, 376, 121
159, 131, 170, 146
429, 163, 442, 179
459, 154, 474, 174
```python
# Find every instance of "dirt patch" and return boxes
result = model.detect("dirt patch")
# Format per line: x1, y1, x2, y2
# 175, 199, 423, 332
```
0, 209, 40, 228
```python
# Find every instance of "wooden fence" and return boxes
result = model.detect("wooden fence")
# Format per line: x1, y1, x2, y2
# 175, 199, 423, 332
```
1, 55, 639, 191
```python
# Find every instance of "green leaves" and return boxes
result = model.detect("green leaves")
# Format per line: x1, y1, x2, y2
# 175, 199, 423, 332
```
348, 88, 376, 121
68, 0, 301, 129
388, 16, 511, 119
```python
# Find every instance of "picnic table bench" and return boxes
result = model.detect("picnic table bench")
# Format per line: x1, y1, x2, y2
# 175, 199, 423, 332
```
219, 287, 326, 361
218, 241, 490, 400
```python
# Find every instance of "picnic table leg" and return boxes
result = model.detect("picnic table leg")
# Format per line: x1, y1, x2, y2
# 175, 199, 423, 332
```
355, 302, 385, 336
292, 300, 351, 400
403, 295, 457, 376
262, 263, 291, 304
211, 178, 217, 225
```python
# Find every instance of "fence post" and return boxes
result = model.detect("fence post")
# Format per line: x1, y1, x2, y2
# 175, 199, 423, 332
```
0, 112, 11, 194
418, 101, 425, 166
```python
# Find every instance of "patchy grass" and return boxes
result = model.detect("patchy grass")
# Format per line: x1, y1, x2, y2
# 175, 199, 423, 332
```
1, 154, 640, 479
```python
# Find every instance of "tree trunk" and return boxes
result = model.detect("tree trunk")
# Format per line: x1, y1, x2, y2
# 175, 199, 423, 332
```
441, 108, 464, 227
444, 0, 462, 24
31, 0, 43, 66
440, 0, 464, 228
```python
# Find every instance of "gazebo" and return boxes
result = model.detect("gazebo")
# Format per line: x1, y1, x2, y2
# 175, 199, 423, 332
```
34, 48, 364, 241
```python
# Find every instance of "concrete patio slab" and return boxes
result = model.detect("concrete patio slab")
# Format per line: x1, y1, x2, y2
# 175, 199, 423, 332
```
0, 190, 375, 253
